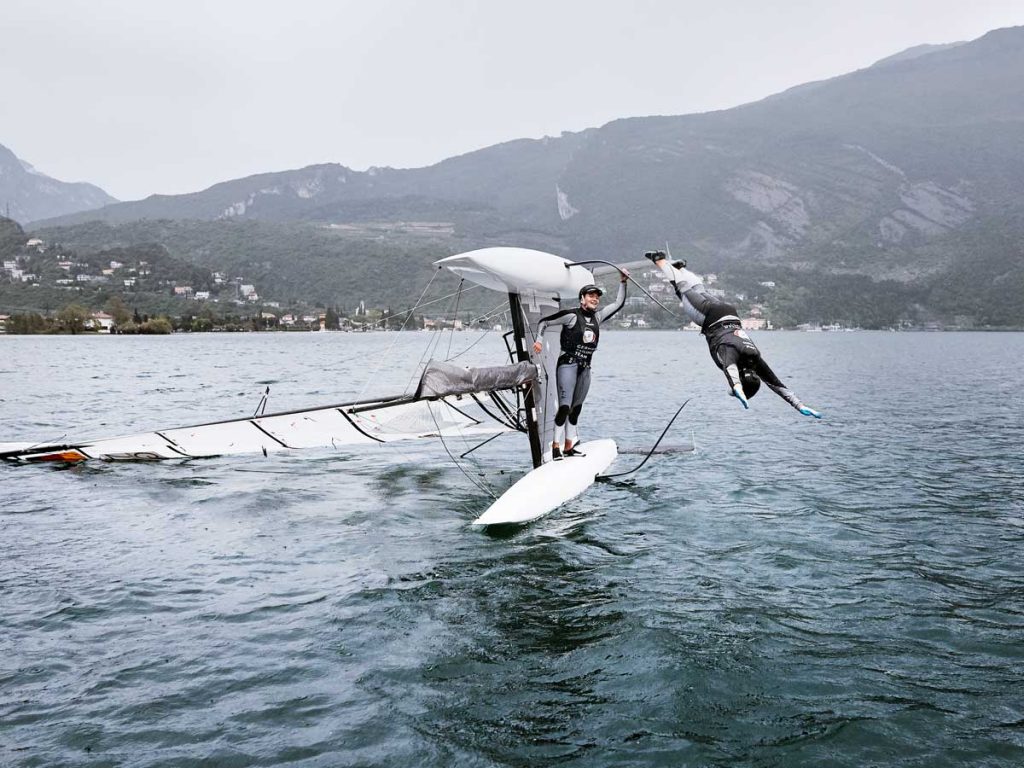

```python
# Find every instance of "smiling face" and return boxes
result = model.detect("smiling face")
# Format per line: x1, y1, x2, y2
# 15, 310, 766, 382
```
580, 290, 601, 311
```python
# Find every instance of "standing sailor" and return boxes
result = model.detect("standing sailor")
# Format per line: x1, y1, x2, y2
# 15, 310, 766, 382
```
531, 271, 628, 458
646, 251, 822, 417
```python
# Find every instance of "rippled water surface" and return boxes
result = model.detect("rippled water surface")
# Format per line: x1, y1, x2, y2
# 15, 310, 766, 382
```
2, 331, 1023, 767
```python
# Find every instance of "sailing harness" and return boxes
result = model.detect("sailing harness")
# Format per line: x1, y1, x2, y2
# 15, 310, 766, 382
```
547, 306, 601, 367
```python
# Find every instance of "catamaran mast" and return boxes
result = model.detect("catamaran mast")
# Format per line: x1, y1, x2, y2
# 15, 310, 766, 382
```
508, 291, 544, 468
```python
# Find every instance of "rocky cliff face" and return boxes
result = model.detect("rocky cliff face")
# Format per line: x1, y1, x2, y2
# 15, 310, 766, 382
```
0, 144, 117, 224
29, 27, 1024, 323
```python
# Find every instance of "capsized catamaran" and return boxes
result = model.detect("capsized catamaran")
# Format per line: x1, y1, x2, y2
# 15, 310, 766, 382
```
0, 360, 535, 464
1, 247, 629, 525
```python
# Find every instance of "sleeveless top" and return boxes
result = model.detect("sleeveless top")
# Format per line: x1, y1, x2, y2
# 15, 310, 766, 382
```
558, 308, 600, 368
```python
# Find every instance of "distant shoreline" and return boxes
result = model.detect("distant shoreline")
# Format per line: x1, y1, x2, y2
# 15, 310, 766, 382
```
4, 327, 1023, 338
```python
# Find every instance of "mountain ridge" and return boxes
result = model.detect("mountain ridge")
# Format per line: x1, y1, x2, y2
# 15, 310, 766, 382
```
11, 25, 1024, 326
0, 144, 117, 224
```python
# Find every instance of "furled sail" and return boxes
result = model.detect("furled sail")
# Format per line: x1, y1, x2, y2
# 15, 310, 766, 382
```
414, 361, 536, 399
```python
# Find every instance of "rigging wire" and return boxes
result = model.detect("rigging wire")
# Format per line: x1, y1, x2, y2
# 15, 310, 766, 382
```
426, 400, 499, 500
357, 267, 441, 400
444, 326, 493, 362
563, 259, 684, 319
403, 276, 472, 394
445, 279, 465, 361
349, 283, 485, 331
444, 298, 509, 363
597, 398, 691, 481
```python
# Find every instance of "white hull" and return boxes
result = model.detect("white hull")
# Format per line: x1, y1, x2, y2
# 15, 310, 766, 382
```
1, 398, 506, 464
472, 439, 617, 525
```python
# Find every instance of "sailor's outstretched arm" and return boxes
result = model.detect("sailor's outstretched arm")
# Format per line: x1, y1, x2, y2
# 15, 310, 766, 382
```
597, 276, 627, 322
754, 358, 822, 418
532, 309, 575, 354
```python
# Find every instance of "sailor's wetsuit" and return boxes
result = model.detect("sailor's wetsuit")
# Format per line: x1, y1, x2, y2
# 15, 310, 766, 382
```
663, 264, 807, 411
536, 282, 626, 446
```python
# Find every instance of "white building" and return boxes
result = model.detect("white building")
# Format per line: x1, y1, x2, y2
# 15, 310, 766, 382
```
90, 312, 115, 333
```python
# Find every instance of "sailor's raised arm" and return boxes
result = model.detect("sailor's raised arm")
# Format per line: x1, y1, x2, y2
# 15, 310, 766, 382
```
597, 271, 628, 323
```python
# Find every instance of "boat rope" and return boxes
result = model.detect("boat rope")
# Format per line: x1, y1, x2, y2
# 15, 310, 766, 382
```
563, 259, 684, 319
458, 430, 506, 459
427, 401, 499, 500
445, 328, 491, 362
469, 300, 510, 326
445, 299, 508, 362
358, 283, 483, 328
597, 398, 690, 480
446, 279, 465, 360
404, 276, 475, 394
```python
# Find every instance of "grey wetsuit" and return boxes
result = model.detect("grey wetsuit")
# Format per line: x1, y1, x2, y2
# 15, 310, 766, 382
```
536, 282, 626, 443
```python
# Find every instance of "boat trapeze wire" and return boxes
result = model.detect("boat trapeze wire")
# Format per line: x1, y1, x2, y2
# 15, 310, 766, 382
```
426, 398, 499, 500
597, 398, 691, 481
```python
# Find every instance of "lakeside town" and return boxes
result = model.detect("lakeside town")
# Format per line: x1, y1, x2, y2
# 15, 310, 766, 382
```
1, 245, 851, 334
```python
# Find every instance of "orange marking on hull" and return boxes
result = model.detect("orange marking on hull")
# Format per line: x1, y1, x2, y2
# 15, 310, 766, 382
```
28, 449, 89, 463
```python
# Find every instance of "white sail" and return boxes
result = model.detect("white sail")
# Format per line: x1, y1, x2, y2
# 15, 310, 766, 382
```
1, 362, 532, 464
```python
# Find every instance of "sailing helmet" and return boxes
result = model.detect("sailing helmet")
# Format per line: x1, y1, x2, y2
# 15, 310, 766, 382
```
578, 284, 603, 300
740, 367, 761, 399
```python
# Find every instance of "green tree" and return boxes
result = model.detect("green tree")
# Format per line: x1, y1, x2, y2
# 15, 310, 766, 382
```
56, 303, 91, 334
140, 317, 173, 334
6, 312, 47, 334
324, 306, 340, 330
105, 295, 132, 326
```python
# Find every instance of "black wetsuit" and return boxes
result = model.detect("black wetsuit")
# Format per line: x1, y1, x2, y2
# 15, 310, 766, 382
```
687, 293, 803, 410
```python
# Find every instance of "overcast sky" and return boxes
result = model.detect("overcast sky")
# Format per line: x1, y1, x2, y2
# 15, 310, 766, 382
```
3, 0, 1022, 201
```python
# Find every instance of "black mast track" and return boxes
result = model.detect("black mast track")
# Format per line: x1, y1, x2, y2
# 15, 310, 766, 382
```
508, 291, 543, 469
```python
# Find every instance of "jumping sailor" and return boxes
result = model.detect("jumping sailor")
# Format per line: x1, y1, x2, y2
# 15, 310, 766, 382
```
646, 251, 822, 418
532, 271, 628, 459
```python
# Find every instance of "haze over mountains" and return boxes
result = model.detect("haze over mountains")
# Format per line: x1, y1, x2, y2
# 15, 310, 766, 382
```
6, 26, 1024, 326
0, 143, 116, 223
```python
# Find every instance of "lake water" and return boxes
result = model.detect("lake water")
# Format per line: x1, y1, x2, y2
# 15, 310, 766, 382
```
2, 331, 1022, 767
